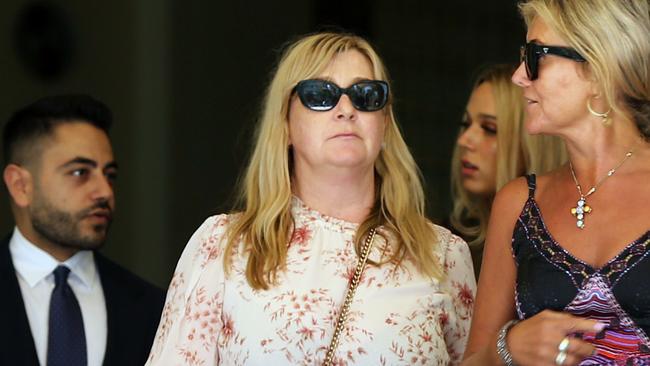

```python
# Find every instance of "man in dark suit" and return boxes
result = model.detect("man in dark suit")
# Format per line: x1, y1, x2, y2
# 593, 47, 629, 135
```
0, 95, 165, 366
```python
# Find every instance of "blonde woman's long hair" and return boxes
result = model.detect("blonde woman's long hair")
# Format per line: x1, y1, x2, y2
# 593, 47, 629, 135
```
225, 32, 441, 290
519, 0, 650, 139
450, 64, 566, 248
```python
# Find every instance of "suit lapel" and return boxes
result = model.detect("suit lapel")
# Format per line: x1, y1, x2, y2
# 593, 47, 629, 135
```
0, 235, 40, 365
95, 253, 128, 365
94, 253, 164, 366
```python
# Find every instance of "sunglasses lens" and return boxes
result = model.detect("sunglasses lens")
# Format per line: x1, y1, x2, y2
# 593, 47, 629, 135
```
349, 81, 388, 112
296, 80, 339, 111
525, 43, 538, 80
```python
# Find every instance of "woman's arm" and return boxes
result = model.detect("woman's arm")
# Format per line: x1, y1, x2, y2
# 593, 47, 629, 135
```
461, 177, 527, 365
438, 232, 477, 365
146, 215, 229, 366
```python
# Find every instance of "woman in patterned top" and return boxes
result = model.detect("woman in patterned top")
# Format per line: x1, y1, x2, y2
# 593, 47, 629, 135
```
146, 32, 476, 365
463, 0, 650, 365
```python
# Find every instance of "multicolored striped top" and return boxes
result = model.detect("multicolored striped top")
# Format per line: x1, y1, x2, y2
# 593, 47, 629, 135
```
513, 174, 650, 365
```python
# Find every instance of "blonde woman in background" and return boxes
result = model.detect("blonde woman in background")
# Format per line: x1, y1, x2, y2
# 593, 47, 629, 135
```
146, 32, 475, 366
450, 64, 565, 277
464, 0, 650, 365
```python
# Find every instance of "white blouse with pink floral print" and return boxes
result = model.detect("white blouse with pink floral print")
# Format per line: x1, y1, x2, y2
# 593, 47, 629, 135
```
146, 197, 476, 366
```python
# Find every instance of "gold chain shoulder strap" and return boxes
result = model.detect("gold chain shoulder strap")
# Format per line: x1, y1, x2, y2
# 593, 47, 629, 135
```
323, 227, 377, 366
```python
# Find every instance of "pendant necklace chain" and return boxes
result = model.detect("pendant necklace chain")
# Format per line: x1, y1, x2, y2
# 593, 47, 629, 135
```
569, 150, 633, 229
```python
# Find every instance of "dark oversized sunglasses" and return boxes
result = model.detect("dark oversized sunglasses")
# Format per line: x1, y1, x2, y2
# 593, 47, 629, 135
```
293, 79, 389, 112
520, 42, 586, 80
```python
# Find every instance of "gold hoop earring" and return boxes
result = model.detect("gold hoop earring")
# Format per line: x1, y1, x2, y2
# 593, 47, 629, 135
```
587, 97, 612, 126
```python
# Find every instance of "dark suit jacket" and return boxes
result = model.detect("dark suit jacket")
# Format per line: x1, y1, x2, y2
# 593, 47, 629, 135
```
0, 235, 166, 366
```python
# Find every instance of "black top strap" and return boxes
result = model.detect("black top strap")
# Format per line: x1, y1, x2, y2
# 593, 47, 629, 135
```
525, 174, 537, 199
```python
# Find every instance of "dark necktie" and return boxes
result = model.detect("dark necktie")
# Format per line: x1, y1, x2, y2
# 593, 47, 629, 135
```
47, 265, 87, 366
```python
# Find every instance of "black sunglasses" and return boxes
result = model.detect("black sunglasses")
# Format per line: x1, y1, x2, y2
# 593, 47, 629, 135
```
520, 42, 586, 80
293, 79, 389, 112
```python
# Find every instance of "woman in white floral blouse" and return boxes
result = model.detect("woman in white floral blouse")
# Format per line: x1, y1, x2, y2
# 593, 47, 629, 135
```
146, 32, 476, 366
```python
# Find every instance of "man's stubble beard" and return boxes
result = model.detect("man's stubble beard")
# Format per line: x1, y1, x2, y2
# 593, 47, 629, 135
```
30, 193, 112, 251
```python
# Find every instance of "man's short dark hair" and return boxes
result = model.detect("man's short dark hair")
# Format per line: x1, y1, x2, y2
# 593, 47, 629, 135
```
2, 94, 112, 166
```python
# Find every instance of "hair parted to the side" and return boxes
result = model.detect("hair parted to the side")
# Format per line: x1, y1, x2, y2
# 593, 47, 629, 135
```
450, 64, 566, 248
225, 32, 441, 290
519, 0, 650, 139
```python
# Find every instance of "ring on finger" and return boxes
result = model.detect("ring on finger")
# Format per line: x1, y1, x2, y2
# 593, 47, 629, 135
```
555, 351, 568, 366
558, 336, 570, 352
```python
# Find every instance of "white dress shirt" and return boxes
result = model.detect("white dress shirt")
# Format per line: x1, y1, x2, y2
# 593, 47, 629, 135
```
9, 227, 107, 366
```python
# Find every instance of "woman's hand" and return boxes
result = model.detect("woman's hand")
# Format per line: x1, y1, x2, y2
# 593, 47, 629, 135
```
507, 310, 604, 366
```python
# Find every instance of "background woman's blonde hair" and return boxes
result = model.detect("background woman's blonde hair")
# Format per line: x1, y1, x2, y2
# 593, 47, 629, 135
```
226, 32, 441, 290
519, 0, 650, 138
450, 64, 566, 248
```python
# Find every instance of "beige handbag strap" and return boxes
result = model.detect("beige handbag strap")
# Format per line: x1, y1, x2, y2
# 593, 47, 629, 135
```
323, 228, 377, 366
